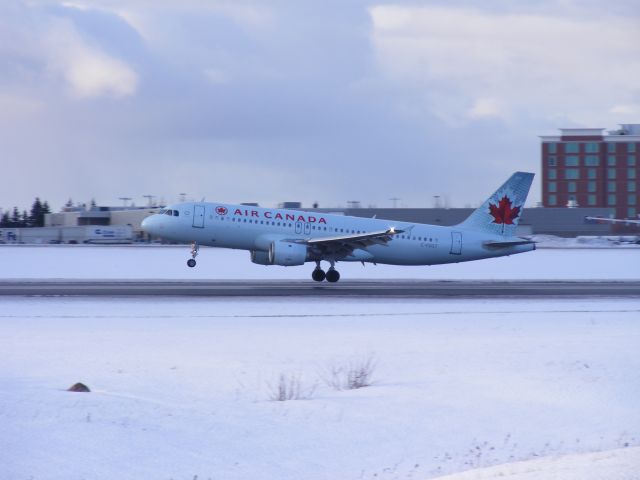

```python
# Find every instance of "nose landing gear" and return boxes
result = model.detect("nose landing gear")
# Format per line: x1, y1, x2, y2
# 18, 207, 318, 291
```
187, 242, 198, 268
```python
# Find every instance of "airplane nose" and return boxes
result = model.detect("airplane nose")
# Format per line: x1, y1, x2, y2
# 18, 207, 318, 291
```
141, 216, 154, 234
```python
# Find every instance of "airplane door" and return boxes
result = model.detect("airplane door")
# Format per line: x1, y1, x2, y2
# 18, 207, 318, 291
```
450, 231, 462, 255
304, 223, 311, 235
192, 205, 205, 228
295, 221, 303, 234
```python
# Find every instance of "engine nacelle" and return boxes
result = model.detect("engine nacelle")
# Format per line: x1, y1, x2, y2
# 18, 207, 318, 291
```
268, 241, 308, 266
250, 250, 271, 265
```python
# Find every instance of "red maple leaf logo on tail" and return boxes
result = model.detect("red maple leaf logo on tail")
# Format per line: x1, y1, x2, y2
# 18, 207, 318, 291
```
489, 195, 521, 225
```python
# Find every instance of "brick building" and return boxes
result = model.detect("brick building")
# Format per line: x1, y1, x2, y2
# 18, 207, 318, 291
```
540, 124, 639, 224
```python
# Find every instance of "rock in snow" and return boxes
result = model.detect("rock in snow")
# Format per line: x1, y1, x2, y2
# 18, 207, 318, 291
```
67, 382, 90, 393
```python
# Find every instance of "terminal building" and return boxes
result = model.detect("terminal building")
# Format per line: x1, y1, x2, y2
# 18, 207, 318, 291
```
540, 124, 639, 230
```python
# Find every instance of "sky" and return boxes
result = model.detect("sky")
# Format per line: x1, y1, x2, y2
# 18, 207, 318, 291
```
1, 0, 639, 212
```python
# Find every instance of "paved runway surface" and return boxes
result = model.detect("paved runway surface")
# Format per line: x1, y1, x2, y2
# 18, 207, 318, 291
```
1, 280, 639, 297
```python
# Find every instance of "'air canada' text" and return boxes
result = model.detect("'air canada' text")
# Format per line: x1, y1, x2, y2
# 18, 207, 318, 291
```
230, 208, 327, 224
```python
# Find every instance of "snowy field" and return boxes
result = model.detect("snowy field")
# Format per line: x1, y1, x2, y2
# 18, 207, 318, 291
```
1, 246, 639, 479
0, 244, 639, 280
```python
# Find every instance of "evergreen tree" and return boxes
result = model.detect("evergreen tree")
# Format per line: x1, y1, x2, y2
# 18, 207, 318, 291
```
0, 211, 9, 227
21, 210, 29, 227
11, 207, 20, 227
30, 197, 43, 227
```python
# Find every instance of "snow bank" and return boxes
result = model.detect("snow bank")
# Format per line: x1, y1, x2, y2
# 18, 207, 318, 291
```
432, 447, 640, 480
532, 235, 640, 249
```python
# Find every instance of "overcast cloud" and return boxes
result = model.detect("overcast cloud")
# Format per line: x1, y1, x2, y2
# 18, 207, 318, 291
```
1, 0, 639, 211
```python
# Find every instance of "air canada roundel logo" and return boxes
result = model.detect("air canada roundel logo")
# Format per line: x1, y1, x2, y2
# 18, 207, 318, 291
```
216, 206, 228, 215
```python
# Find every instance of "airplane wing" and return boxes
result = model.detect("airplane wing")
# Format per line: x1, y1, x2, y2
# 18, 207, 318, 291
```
585, 216, 640, 225
292, 228, 403, 258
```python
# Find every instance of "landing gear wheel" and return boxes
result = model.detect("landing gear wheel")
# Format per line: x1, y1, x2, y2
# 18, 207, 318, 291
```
312, 268, 326, 282
187, 241, 199, 268
325, 269, 340, 283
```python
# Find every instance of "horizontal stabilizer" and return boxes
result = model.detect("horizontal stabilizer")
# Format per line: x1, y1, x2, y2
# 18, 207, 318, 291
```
484, 239, 535, 248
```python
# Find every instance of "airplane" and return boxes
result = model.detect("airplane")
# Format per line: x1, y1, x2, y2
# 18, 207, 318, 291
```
141, 171, 536, 282
585, 216, 640, 225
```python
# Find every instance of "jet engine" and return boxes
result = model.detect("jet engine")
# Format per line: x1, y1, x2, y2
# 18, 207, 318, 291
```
250, 250, 272, 265
268, 241, 308, 266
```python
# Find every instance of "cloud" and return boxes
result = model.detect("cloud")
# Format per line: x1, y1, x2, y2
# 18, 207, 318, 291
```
369, 5, 640, 126
1, 1, 638, 213
45, 18, 139, 98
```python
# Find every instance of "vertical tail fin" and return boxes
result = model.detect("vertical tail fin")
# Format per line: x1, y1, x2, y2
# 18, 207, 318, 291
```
457, 171, 534, 237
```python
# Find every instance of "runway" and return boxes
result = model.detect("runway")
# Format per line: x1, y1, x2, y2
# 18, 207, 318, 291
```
1, 280, 639, 297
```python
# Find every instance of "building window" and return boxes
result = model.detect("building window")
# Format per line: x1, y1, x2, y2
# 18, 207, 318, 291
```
629, 181, 636, 192
608, 168, 616, 179
608, 181, 616, 192
585, 143, 599, 153
565, 169, 579, 179
565, 142, 579, 153
629, 207, 637, 218
607, 143, 616, 153
547, 156, 557, 167
629, 194, 637, 205
568, 181, 577, 193
547, 143, 557, 154
565, 156, 579, 166
629, 168, 637, 179
548, 169, 557, 180
607, 155, 616, 166
588, 181, 597, 193
588, 194, 597, 206
608, 194, 616, 206
548, 194, 557, 206
568, 194, 577, 203
628, 155, 637, 166
548, 182, 557, 193
587, 168, 597, 179
629, 143, 637, 153
585, 155, 599, 166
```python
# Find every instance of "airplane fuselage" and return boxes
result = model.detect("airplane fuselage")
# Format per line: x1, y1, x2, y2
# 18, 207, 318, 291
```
142, 202, 534, 266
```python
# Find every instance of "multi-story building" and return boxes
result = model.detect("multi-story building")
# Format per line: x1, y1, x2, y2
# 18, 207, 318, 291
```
540, 124, 639, 224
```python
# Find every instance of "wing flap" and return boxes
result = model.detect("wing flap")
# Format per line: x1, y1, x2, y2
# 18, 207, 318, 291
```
306, 228, 402, 246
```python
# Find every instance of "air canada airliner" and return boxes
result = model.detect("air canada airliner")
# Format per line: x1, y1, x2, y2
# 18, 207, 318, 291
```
141, 172, 536, 282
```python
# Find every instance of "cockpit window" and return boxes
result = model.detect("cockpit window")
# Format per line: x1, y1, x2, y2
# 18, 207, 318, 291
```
173, 210, 179, 217
165, 210, 173, 216
158, 209, 167, 214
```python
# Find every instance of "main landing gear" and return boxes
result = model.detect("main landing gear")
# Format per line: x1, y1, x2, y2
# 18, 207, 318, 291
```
311, 261, 340, 283
187, 241, 198, 268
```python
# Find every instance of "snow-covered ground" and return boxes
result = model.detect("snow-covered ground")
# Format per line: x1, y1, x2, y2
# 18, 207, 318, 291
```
1, 247, 638, 479
0, 244, 639, 280
432, 447, 640, 480
2, 296, 639, 480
